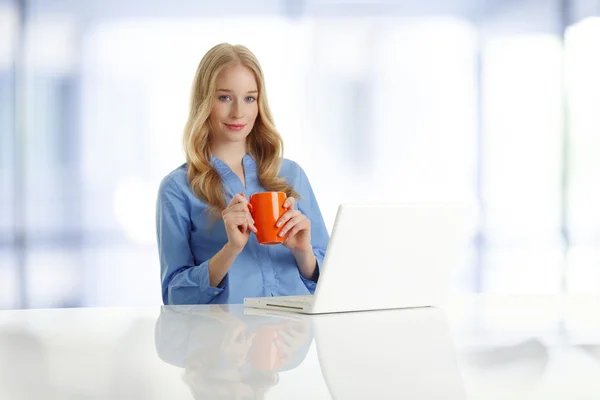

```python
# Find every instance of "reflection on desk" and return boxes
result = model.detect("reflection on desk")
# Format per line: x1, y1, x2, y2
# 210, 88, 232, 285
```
155, 305, 467, 399
155, 305, 313, 399
4, 295, 597, 399
0, 328, 57, 398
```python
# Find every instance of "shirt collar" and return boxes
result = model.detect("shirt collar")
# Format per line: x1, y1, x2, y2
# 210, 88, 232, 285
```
211, 153, 257, 176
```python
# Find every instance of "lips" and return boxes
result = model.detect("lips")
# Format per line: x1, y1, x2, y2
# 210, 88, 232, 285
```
224, 123, 246, 131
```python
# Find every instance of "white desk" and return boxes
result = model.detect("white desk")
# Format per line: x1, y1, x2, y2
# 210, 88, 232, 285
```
0, 295, 599, 399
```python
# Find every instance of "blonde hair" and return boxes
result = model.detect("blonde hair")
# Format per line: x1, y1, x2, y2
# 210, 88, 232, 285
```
182, 43, 299, 216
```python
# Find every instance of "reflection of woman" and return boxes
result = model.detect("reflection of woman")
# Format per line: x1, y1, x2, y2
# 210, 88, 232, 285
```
0, 329, 56, 399
154, 305, 312, 400
156, 43, 329, 305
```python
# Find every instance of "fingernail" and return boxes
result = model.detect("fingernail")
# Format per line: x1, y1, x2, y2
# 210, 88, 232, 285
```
276, 222, 282, 227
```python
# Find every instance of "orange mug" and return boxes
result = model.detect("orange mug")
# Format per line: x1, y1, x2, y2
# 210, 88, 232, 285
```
248, 191, 286, 245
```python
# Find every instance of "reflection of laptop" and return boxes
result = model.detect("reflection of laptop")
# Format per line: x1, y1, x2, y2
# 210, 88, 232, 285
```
244, 203, 469, 314
245, 306, 468, 399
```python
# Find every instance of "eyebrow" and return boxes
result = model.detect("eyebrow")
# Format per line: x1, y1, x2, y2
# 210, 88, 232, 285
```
216, 88, 258, 94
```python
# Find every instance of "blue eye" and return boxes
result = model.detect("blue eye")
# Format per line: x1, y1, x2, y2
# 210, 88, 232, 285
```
245, 96, 256, 102
218, 95, 231, 101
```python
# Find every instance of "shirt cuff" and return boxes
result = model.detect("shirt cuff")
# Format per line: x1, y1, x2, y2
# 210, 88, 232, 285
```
198, 259, 226, 299
300, 253, 322, 294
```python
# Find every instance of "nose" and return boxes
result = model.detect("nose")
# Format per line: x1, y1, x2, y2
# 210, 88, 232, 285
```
230, 99, 244, 120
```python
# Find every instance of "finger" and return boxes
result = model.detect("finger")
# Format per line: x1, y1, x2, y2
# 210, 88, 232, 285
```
222, 204, 243, 218
276, 209, 301, 228
273, 338, 292, 353
277, 330, 294, 345
227, 193, 249, 207
227, 220, 249, 235
244, 207, 255, 225
246, 213, 258, 233
224, 202, 250, 214
239, 220, 249, 234
225, 215, 249, 228
279, 215, 307, 237
223, 207, 254, 225
232, 207, 256, 230
283, 197, 296, 209
286, 220, 310, 239
224, 213, 250, 226
224, 210, 248, 221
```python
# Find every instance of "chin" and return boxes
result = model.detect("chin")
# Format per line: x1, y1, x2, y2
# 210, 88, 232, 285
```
221, 133, 249, 144
226, 127, 253, 140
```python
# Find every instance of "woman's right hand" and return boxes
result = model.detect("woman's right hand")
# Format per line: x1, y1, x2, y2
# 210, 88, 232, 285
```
222, 193, 257, 254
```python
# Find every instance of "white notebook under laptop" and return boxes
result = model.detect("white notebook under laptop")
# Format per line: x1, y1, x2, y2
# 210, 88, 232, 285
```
244, 202, 470, 314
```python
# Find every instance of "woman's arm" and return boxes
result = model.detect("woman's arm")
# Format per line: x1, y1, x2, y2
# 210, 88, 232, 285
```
207, 242, 239, 287
292, 248, 318, 281
298, 171, 328, 283
287, 164, 329, 290
156, 177, 228, 305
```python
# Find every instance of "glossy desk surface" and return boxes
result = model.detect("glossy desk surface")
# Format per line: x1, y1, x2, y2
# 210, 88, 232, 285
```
1, 295, 599, 399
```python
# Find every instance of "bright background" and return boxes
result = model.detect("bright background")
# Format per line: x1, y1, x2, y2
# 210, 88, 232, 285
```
1, 0, 600, 309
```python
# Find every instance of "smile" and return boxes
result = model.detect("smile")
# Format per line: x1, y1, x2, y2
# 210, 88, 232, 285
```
224, 123, 246, 131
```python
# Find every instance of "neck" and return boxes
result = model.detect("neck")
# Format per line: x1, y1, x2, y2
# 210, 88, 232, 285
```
210, 141, 248, 168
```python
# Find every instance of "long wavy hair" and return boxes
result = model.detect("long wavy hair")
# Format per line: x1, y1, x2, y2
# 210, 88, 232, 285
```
182, 43, 299, 216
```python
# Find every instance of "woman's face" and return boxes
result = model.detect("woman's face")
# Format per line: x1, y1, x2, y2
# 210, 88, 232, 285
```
209, 64, 259, 145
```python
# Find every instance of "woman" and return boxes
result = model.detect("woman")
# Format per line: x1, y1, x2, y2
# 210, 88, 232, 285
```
156, 43, 329, 305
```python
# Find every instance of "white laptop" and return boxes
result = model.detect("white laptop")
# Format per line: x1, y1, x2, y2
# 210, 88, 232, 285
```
244, 202, 470, 314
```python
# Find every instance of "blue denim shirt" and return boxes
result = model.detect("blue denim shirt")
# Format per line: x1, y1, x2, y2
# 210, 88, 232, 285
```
156, 153, 329, 305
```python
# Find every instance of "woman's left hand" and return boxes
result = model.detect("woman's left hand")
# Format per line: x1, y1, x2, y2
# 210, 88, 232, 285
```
276, 197, 312, 253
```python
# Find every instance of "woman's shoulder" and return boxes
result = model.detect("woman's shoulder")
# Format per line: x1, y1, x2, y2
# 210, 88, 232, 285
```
158, 163, 190, 201
279, 158, 306, 178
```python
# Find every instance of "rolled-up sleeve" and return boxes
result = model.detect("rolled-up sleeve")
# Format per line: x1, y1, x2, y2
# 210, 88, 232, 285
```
156, 178, 226, 305
296, 166, 329, 293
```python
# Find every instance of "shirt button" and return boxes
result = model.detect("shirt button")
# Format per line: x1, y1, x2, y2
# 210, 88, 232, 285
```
214, 291, 218, 295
